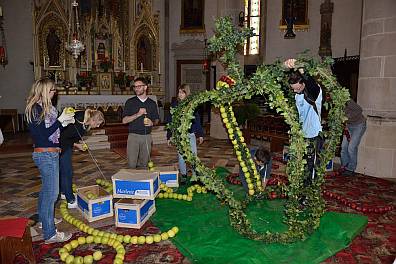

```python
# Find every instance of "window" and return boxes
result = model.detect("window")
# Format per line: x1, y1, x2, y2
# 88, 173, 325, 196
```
244, 0, 261, 55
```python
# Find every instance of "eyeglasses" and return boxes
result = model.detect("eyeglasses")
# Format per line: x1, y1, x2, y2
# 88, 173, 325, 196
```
133, 84, 146, 89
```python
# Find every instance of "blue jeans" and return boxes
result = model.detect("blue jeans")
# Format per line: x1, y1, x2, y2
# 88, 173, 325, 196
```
341, 122, 367, 172
178, 133, 197, 175
32, 152, 59, 240
60, 147, 75, 203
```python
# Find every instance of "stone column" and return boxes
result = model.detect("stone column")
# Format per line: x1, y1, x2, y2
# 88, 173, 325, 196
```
356, 0, 396, 178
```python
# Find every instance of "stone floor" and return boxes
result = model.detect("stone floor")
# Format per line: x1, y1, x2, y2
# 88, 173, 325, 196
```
0, 134, 243, 242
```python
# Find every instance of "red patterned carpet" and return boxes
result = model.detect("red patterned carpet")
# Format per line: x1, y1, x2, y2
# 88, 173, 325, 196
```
14, 172, 396, 264
3, 134, 395, 264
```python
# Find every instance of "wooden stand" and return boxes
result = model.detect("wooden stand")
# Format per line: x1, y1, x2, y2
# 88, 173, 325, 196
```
0, 221, 35, 264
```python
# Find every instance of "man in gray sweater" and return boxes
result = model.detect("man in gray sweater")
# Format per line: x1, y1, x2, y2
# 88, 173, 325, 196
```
341, 100, 367, 176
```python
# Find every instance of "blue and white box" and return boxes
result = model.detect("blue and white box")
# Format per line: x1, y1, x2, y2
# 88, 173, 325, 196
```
156, 165, 179, 187
77, 185, 113, 222
112, 169, 160, 200
283, 145, 290, 161
115, 198, 156, 229
326, 159, 334, 171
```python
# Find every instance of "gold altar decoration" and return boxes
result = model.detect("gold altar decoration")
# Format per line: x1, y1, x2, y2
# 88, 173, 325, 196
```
32, 0, 163, 100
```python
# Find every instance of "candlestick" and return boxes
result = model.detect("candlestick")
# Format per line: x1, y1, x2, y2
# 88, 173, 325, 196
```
86, 58, 88, 72
123, 62, 126, 72
140, 62, 143, 73
43, 54, 45, 67
158, 61, 161, 74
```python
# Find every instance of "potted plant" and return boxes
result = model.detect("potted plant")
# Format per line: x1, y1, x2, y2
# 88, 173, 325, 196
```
100, 57, 113, 72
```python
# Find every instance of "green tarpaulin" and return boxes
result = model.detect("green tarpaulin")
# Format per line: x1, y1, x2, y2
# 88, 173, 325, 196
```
152, 183, 367, 264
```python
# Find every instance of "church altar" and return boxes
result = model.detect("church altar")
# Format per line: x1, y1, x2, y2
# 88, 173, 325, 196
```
57, 95, 157, 111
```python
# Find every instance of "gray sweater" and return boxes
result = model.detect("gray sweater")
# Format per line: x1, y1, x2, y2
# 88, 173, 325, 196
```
345, 100, 366, 125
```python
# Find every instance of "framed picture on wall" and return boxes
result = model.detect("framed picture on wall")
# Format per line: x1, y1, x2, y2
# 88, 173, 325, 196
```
180, 0, 205, 33
279, 0, 309, 31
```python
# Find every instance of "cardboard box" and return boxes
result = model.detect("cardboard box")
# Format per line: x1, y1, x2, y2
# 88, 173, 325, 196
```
326, 159, 334, 171
156, 165, 179, 187
283, 145, 290, 161
77, 185, 113, 222
115, 198, 156, 229
112, 170, 160, 200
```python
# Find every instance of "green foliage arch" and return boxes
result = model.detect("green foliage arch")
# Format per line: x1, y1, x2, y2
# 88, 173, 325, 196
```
167, 17, 349, 243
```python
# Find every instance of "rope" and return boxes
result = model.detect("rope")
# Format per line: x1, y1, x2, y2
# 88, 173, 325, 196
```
73, 123, 107, 180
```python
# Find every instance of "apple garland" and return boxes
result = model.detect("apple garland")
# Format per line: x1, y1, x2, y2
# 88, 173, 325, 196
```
167, 17, 349, 243
59, 199, 179, 263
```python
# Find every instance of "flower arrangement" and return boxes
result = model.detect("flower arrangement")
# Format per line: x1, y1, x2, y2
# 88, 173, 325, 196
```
76, 71, 94, 88
100, 57, 113, 72
114, 72, 126, 87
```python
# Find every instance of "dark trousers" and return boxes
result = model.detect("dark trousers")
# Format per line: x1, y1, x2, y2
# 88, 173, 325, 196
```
303, 135, 324, 187
59, 147, 75, 203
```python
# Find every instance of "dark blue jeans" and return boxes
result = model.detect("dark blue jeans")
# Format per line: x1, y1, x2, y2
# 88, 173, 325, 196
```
60, 147, 75, 203
32, 151, 59, 240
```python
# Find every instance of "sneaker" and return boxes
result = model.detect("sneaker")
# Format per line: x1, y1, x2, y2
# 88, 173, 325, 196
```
38, 217, 62, 229
67, 200, 78, 209
60, 194, 66, 200
342, 170, 355, 177
45, 231, 72, 244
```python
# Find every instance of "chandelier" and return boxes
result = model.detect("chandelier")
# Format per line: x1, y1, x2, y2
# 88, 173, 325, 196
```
66, 0, 84, 59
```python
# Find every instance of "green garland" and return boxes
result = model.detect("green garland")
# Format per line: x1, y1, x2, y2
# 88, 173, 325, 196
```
167, 17, 349, 243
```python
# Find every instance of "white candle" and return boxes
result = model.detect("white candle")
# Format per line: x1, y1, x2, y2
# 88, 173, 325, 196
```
55, 72, 58, 83
86, 58, 88, 72
43, 55, 45, 67
0, 7, 3, 17
158, 61, 161, 74
123, 62, 126, 72
140, 62, 143, 72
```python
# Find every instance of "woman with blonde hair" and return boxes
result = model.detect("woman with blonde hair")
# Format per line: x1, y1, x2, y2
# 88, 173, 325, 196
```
166, 84, 204, 184
25, 78, 74, 244
60, 109, 105, 208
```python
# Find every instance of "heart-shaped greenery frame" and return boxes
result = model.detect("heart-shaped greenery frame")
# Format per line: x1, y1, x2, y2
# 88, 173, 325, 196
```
167, 17, 349, 243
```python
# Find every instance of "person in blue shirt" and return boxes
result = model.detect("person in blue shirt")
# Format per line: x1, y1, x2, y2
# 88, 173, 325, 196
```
284, 59, 324, 205
166, 84, 204, 184
25, 78, 74, 244
239, 146, 272, 193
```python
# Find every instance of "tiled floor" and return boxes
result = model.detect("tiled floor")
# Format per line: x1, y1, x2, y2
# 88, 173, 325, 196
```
0, 133, 243, 241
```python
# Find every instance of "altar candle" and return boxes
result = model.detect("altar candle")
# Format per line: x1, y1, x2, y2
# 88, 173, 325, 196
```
123, 62, 126, 72
140, 62, 143, 72
0, 7, 3, 17
158, 61, 161, 74
86, 58, 89, 72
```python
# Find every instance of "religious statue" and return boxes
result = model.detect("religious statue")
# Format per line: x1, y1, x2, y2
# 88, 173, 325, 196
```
46, 28, 61, 66
97, 42, 106, 60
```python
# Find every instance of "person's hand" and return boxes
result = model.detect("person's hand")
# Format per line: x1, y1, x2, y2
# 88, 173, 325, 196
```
74, 143, 83, 151
143, 117, 153, 127
198, 137, 204, 145
137, 108, 147, 117
167, 139, 172, 146
284, 58, 296, 69
58, 108, 75, 127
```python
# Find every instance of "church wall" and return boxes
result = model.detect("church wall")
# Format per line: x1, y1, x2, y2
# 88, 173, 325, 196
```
264, 0, 362, 62
0, 0, 34, 113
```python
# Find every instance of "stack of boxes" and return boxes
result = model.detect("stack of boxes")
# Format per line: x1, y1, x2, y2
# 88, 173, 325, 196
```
112, 170, 160, 228
75, 165, 179, 229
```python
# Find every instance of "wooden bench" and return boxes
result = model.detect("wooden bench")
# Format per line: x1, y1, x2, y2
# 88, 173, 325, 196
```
243, 115, 289, 152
